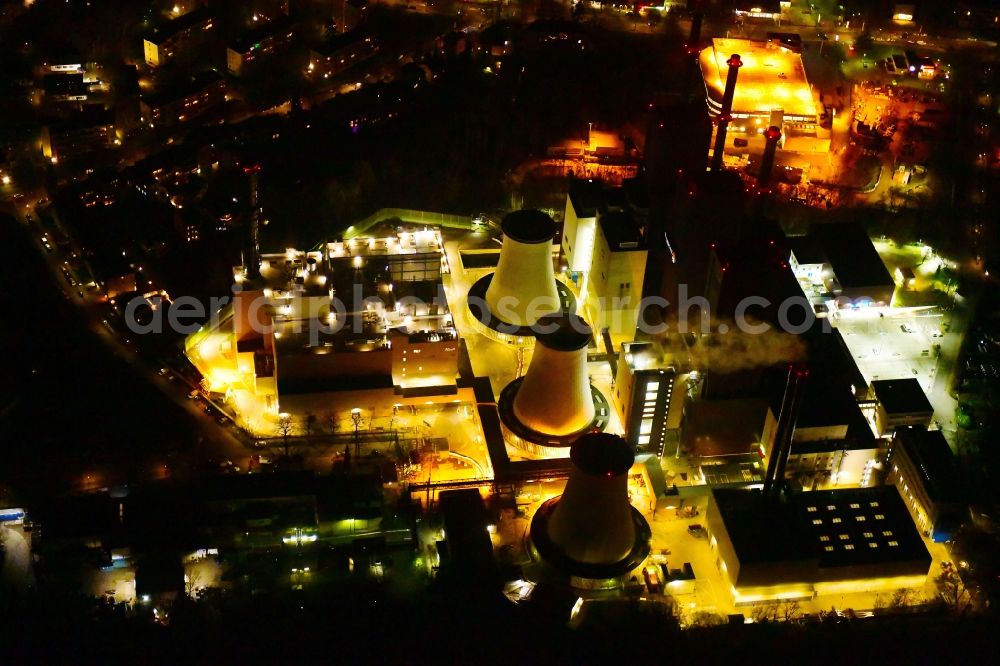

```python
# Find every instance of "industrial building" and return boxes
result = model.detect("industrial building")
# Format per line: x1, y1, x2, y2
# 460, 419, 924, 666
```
561, 179, 649, 347
706, 485, 933, 604
699, 37, 827, 153
142, 8, 215, 67
888, 426, 963, 542
871, 379, 934, 436
789, 222, 897, 310
184, 228, 462, 433
613, 341, 687, 458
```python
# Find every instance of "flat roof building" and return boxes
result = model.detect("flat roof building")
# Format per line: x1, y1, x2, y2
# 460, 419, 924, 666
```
139, 71, 226, 128
142, 8, 215, 67
789, 222, 896, 309
706, 485, 932, 604
889, 426, 962, 542
699, 37, 819, 129
184, 228, 461, 434
562, 179, 648, 346
871, 379, 934, 436
227, 16, 296, 75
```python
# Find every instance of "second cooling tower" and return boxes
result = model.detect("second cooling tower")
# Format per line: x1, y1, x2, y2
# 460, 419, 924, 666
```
467, 210, 574, 343
497, 315, 610, 457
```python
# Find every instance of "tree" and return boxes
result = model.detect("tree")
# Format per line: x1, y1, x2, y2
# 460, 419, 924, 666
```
323, 409, 339, 435
936, 571, 976, 615
277, 414, 294, 458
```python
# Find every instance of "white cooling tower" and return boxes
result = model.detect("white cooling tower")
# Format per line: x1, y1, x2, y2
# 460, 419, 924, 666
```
512, 316, 594, 437
530, 433, 651, 579
484, 210, 561, 328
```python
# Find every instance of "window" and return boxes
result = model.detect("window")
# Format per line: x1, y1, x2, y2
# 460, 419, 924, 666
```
869, 542, 879, 548
875, 514, 885, 520
812, 519, 822, 525
819, 535, 830, 542
863, 532, 874, 539
850, 503, 860, 509
883, 530, 893, 537
832, 517, 842, 524
888, 541, 899, 547
827, 505, 836, 511
839, 534, 849, 541
844, 544, 855, 550
870, 501, 880, 507
825, 546, 835, 552
807, 506, 817, 513
855, 516, 866, 522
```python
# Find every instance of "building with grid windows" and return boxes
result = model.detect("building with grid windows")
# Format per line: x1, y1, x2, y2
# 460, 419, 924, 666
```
706, 485, 932, 604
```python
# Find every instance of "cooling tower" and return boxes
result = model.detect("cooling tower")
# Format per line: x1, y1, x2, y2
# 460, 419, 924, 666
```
530, 433, 651, 579
513, 316, 595, 436
468, 210, 572, 342
496, 314, 611, 456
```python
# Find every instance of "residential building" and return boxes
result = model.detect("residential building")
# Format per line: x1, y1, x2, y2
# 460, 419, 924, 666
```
40, 108, 116, 162
307, 30, 379, 80
139, 71, 226, 128
227, 16, 296, 75
142, 8, 215, 67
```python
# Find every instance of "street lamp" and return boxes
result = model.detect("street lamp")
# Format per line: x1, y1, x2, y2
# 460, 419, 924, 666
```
351, 407, 362, 456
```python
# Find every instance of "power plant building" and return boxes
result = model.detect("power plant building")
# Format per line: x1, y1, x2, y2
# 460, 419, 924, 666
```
706, 486, 933, 604
888, 426, 963, 542
699, 38, 827, 152
561, 180, 649, 347
184, 229, 461, 433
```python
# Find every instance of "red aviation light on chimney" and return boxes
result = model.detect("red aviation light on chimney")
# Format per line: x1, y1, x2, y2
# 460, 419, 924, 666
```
764, 126, 782, 142
242, 164, 262, 174
726, 54, 743, 68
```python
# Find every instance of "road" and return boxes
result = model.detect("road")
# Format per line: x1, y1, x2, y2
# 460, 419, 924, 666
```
8, 197, 253, 480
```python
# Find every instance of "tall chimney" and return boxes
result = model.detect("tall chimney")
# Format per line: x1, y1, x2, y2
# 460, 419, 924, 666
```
530, 433, 651, 579
512, 315, 594, 437
762, 363, 809, 502
244, 164, 262, 281
483, 209, 561, 329
758, 126, 782, 190
710, 54, 742, 172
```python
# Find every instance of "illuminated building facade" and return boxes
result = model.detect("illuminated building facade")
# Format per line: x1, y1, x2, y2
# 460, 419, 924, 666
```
613, 341, 685, 458
561, 180, 648, 347
699, 38, 826, 151
184, 229, 459, 432
142, 8, 215, 67
888, 426, 962, 542
706, 486, 932, 605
